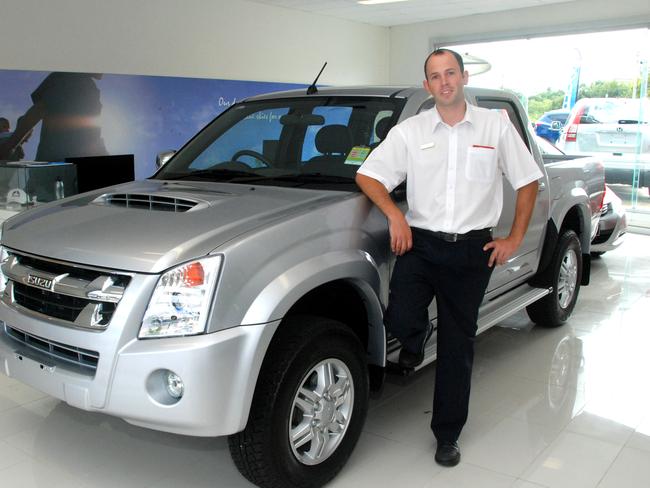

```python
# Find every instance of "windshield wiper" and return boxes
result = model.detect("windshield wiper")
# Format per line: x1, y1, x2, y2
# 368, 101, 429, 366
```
230, 172, 356, 185
161, 168, 261, 181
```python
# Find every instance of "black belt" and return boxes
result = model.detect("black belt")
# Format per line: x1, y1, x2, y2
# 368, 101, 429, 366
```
414, 227, 492, 243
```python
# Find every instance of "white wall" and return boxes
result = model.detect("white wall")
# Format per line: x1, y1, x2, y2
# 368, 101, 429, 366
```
390, 0, 650, 85
0, 0, 390, 86
3, 0, 649, 88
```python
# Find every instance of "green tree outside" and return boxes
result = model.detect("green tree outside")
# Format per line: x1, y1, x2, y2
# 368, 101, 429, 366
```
528, 89, 565, 122
578, 80, 633, 99
527, 79, 650, 122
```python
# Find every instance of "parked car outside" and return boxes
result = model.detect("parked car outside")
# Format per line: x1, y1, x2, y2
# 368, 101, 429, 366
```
535, 108, 569, 143
557, 97, 650, 156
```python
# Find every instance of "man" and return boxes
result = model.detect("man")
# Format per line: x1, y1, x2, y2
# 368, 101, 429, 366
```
356, 48, 542, 467
0, 72, 107, 162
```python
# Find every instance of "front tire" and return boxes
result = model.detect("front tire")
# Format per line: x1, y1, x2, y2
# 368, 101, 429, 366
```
228, 316, 369, 488
527, 229, 582, 327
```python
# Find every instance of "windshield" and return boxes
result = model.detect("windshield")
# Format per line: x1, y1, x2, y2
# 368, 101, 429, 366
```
581, 98, 650, 124
154, 96, 405, 189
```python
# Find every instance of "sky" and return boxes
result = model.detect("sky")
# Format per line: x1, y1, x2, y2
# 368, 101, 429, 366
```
452, 28, 650, 98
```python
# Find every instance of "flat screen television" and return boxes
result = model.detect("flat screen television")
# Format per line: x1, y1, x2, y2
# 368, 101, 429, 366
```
65, 154, 135, 193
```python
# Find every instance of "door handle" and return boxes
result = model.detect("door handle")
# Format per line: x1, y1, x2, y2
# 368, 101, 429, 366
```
538, 182, 546, 192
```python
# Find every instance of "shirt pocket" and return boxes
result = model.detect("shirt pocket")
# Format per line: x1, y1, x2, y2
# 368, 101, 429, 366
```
412, 142, 445, 174
465, 146, 497, 183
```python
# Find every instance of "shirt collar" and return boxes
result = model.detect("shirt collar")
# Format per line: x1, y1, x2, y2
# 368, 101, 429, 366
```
431, 102, 473, 131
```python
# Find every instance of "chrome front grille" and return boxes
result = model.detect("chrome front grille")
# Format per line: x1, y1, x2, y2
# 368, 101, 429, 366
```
100, 193, 200, 212
13, 283, 116, 325
1, 253, 130, 329
3, 323, 99, 372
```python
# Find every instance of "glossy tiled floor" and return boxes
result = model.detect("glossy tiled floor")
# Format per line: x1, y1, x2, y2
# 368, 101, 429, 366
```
1, 233, 650, 487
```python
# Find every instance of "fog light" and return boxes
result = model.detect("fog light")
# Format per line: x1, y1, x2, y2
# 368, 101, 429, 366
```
165, 371, 184, 399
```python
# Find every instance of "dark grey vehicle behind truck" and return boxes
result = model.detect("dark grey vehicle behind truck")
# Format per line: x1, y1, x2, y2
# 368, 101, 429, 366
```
0, 86, 604, 488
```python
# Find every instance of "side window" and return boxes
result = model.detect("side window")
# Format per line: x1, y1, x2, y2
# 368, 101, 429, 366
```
475, 98, 531, 150
301, 106, 353, 161
190, 107, 289, 169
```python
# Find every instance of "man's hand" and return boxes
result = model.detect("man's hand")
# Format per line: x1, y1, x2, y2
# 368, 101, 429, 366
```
483, 236, 520, 267
485, 180, 539, 267
355, 173, 412, 256
388, 212, 412, 255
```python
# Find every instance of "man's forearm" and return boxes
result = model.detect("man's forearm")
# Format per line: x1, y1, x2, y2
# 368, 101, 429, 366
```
356, 173, 412, 255
484, 179, 539, 267
509, 180, 539, 244
355, 173, 402, 221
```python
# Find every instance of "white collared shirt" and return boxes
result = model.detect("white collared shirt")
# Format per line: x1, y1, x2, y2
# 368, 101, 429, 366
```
357, 103, 543, 234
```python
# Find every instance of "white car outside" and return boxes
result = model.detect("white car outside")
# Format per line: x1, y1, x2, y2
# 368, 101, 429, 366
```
558, 97, 650, 157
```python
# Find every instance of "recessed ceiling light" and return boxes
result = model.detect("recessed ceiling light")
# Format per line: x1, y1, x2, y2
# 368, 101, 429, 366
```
358, 0, 409, 5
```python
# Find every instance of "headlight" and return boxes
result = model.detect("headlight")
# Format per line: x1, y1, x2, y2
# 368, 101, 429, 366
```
139, 256, 222, 339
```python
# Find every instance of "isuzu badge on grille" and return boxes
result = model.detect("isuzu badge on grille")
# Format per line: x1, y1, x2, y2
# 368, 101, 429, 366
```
27, 274, 53, 290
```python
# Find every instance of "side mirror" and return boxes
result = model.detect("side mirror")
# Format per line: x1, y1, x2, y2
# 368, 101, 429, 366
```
550, 121, 563, 131
156, 150, 176, 168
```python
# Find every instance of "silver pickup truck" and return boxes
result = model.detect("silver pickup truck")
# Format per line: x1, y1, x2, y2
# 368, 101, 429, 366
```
0, 86, 604, 488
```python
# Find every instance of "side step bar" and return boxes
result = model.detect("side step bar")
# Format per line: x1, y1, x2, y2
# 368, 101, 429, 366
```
386, 284, 552, 374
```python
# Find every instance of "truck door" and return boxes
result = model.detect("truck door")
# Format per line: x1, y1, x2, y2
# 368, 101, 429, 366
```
475, 97, 548, 293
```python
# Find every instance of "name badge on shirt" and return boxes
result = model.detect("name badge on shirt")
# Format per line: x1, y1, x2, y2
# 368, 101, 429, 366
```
420, 142, 435, 150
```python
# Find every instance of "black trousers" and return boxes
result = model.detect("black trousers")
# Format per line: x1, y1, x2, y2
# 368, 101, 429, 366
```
385, 227, 494, 443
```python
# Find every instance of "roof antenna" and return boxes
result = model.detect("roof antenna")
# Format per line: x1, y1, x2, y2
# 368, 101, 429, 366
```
307, 62, 327, 95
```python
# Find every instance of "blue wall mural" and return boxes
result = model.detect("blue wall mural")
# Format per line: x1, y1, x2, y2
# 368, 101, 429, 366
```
0, 70, 305, 179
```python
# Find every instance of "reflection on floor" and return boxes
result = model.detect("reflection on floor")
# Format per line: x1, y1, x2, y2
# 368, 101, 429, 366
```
1, 234, 650, 487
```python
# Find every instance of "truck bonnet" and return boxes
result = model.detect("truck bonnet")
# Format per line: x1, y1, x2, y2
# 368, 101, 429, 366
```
1, 180, 341, 274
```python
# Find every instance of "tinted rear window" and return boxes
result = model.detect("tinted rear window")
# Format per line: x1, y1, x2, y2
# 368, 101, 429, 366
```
582, 99, 650, 124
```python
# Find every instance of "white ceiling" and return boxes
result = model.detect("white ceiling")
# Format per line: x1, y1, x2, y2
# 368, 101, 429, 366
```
247, 0, 579, 27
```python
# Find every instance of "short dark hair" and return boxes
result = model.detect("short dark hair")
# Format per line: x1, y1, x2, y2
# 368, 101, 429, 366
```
424, 48, 465, 77
0, 117, 9, 132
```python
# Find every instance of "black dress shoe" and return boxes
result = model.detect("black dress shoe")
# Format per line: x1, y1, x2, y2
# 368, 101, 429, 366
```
398, 348, 424, 369
398, 324, 432, 369
435, 441, 460, 467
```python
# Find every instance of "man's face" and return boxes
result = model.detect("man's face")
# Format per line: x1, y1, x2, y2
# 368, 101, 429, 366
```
422, 52, 468, 109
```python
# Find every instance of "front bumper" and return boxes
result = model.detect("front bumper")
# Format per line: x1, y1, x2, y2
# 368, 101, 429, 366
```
0, 305, 279, 436
591, 207, 627, 254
